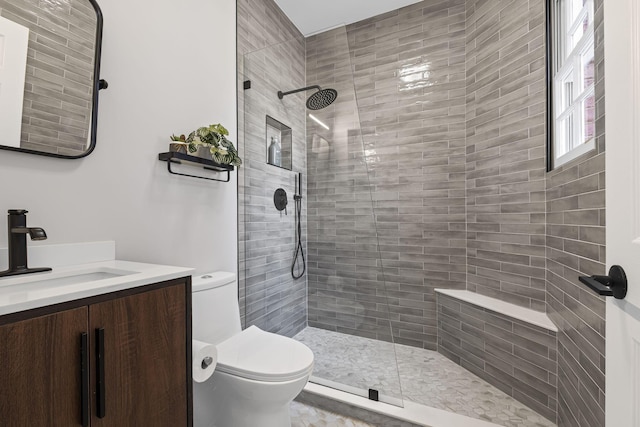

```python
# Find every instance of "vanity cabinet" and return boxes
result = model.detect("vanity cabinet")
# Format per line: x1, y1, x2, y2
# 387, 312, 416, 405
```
0, 278, 192, 427
0, 306, 87, 426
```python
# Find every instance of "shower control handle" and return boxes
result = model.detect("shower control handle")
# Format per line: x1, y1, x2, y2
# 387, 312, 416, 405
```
274, 188, 288, 214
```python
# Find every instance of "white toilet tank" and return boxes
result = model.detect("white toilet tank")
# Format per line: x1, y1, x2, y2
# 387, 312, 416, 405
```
192, 271, 241, 345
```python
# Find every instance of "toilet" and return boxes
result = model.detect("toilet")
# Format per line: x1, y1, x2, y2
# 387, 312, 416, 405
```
192, 272, 314, 427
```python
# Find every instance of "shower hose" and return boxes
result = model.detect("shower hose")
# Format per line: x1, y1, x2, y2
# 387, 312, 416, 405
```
291, 192, 306, 279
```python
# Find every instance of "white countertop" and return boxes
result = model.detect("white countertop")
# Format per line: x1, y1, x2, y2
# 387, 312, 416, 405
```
0, 260, 194, 316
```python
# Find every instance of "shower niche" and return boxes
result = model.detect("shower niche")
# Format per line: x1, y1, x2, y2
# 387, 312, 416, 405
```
266, 115, 292, 170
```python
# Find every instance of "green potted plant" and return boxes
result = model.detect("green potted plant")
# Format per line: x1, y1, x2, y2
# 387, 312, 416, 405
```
169, 123, 242, 167
169, 134, 189, 154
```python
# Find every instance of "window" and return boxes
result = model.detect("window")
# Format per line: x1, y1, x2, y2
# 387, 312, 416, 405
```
548, 0, 596, 169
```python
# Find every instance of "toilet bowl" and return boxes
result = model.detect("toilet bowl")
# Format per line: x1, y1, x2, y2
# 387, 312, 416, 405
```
192, 272, 314, 427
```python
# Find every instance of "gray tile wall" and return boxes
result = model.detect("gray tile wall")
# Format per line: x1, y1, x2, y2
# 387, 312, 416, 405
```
0, 0, 96, 155
237, 0, 308, 337
545, 0, 606, 425
465, 0, 548, 311
306, 0, 468, 350
437, 293, 558, 422
305, 27, 396, 343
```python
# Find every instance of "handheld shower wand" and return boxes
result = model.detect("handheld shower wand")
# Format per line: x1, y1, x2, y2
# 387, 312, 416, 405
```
291, 173, 306, 279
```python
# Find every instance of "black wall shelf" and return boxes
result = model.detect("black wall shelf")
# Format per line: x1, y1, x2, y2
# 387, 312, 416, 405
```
158, 151, 234, 182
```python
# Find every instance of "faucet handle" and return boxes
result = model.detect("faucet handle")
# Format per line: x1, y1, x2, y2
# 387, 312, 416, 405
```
8, 209, 28, 215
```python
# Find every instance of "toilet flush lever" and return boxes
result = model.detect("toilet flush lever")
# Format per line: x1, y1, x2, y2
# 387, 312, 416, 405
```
202, 356, 214, 369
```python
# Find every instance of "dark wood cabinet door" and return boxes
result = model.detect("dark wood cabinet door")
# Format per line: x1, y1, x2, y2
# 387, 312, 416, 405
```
0, 307, 88, 427
89, 283, 188, 427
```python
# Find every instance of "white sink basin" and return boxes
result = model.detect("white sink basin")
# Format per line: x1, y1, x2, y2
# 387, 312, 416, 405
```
0, 268, 137, 290
0, 267, 136, 290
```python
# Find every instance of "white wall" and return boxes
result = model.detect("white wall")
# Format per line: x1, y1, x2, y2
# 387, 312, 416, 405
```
0, 0, 238, 275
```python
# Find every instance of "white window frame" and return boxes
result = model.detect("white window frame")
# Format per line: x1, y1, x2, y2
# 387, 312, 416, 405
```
550, 0, 596, 169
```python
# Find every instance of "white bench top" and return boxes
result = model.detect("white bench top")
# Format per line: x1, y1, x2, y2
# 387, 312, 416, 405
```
435, 289, 558, 332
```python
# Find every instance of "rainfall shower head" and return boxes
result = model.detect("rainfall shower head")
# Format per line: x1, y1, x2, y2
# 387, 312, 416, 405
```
277, 85, 338, 110
306, 88, 338, 110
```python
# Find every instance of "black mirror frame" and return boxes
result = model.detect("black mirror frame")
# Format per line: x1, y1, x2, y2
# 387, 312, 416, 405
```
0, 0, 105, 159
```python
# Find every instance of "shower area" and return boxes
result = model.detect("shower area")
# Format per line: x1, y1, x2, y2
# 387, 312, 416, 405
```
240, 23, 406, 402
238, 1, 558, 426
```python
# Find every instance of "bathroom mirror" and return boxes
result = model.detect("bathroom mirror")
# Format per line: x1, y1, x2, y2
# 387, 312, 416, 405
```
0, 0, 105, 159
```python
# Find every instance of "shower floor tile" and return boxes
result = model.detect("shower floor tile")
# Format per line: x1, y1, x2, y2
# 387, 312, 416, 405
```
294, 327, 556, 427
295, 326, 403, 400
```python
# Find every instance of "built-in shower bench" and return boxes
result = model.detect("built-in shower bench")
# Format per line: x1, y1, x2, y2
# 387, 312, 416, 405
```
435, 289, 558, 423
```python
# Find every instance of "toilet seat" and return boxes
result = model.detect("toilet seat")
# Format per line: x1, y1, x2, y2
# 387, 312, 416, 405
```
215, 325, 314, 382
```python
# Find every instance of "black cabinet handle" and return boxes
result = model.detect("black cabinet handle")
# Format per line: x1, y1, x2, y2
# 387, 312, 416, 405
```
96, 328, 106, 418
80, 333, 89, 427
579, 265, 628, 299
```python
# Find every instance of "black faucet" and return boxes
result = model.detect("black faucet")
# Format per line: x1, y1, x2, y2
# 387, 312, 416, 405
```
0, 210, 51, 278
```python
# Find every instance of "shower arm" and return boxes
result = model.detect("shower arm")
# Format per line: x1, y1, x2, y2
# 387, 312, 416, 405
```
278, 85, 321, 99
